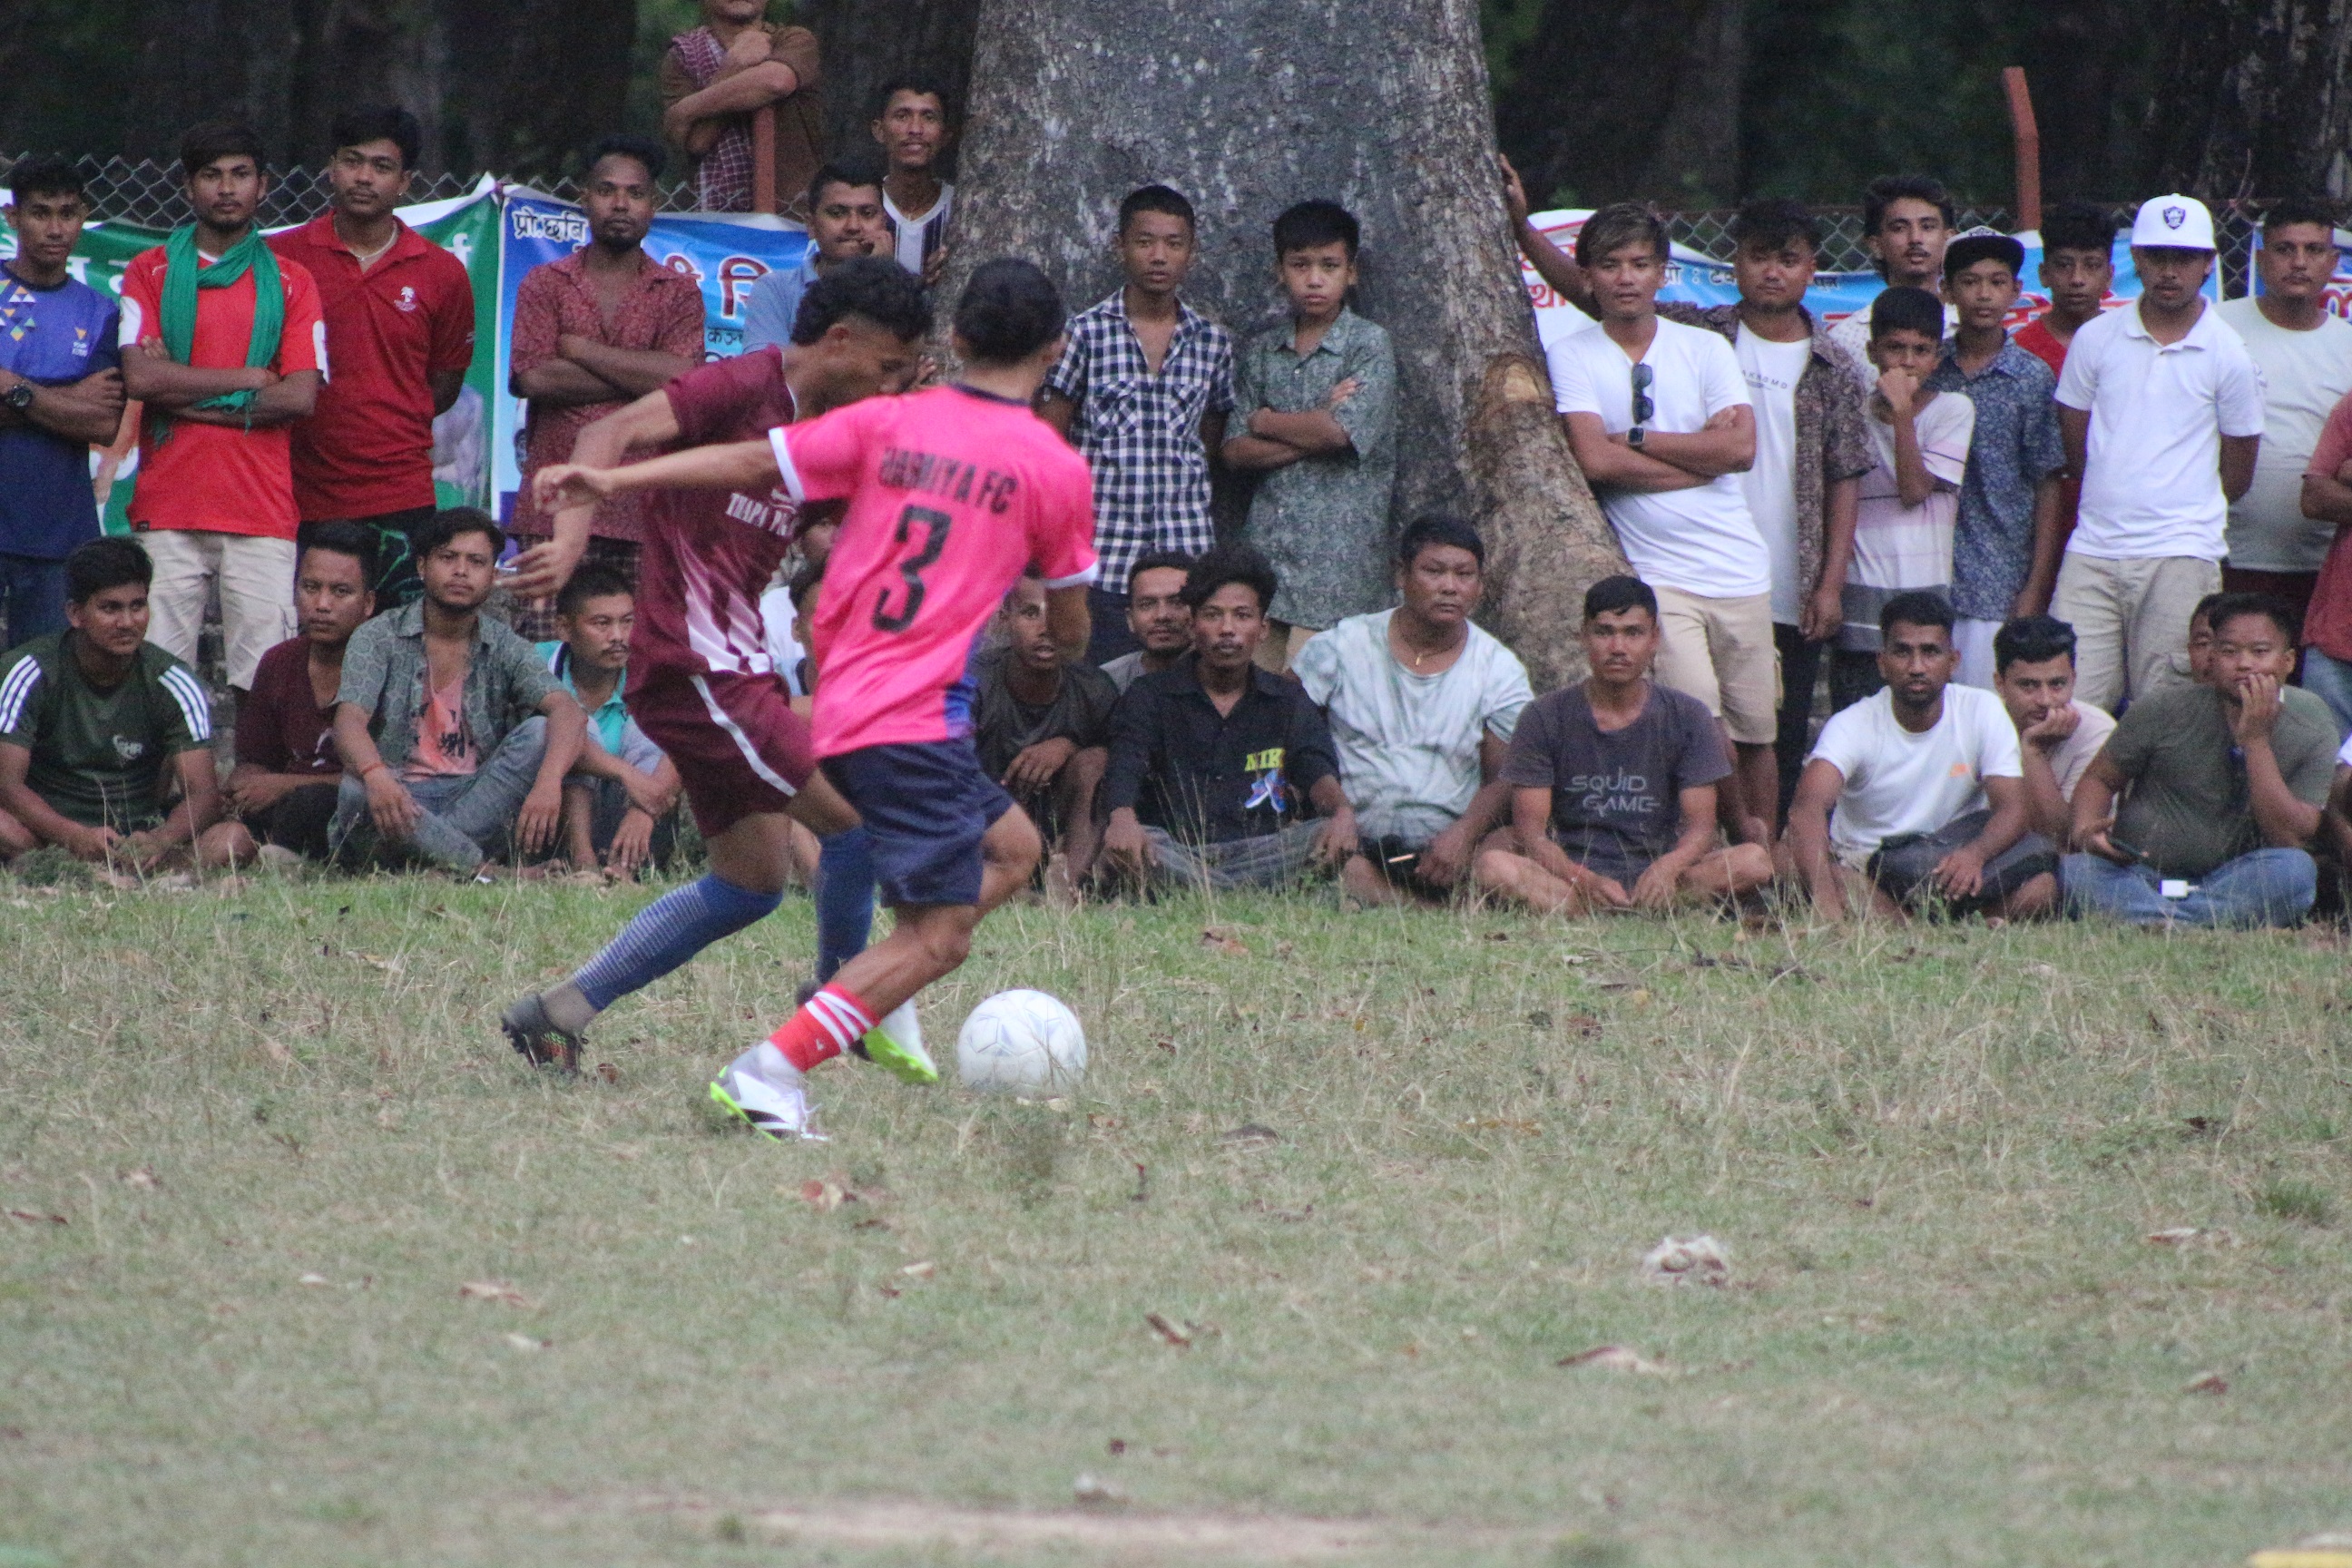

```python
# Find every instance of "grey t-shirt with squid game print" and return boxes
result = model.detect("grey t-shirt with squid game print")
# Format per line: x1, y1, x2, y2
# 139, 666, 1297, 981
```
1500, 681, 1730, 882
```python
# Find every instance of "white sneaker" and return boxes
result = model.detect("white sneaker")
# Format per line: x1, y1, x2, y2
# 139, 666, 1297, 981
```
708, 1044, 827, 1142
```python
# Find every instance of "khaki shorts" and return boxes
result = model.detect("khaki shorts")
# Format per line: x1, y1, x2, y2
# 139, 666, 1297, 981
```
1651, 585, 1779, 744
136, 527, 297, 691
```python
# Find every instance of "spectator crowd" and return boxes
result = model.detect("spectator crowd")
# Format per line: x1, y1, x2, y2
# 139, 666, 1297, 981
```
7, 15, 2352, 937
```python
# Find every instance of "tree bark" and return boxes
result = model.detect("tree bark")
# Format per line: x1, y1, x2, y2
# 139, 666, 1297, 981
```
798, 0, 983, 170
2142, 0, 2352, 200
946, 0, 1621, 688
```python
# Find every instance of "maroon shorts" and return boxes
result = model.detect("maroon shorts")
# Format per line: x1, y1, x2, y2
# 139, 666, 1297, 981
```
625, 670, 815, 837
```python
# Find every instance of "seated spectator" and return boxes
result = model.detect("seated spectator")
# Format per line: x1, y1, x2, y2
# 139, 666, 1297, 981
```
1836, 286, 1974, 710
329, 509, 587, 877
973, 572, 1117, 890
1991, 614, 2115, 844
1295, 515, 1533, 906
2177, 592, 2225, 686
2066, 593, 2334, 928
198, 522, 377, 868
537, 565, 681, 876
1098, 552, 1195, 693
1098, 545, 1355, 891
0, 537, 219, 867
1474, 574, 1769, 915
1789, 592, 2055, 921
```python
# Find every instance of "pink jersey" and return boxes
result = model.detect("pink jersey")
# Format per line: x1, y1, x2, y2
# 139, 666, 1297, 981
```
771, 385, 1099, 757
632, 348, 803, 682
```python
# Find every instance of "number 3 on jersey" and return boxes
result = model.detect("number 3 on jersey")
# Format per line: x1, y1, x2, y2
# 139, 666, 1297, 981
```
871, 505, 953, 632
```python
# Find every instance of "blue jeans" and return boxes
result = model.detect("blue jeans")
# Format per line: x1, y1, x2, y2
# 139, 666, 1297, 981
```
329, 717, 549, 873
0, 554, 69, 652
2300, 646, 2352, 739
2062, 848, 2317, 929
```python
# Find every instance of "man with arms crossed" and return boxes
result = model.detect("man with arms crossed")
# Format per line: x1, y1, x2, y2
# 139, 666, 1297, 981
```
527, 260, 1097, 1142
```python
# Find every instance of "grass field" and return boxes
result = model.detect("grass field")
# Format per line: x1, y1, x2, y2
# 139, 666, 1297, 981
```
4, 869, 2350, 1566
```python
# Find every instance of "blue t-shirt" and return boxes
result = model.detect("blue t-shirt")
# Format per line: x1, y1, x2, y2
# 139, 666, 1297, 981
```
0, 268, 120, 560
740, 253, 822, 354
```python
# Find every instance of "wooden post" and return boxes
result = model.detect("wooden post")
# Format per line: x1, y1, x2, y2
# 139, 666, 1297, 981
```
2003, 66, 2042, 233
751, 103, 778, 214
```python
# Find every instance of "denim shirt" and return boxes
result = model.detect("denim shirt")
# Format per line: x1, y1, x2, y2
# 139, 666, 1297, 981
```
337, 602, 560, 769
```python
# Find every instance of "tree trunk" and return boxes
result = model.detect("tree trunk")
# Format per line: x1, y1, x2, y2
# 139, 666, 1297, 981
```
946, 0, 1621, 688
798, 0, 983, 172
2143, 0, 2352, 200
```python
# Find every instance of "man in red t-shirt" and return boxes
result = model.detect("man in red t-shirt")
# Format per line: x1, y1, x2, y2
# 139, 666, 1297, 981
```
2015, 204, 2118, 556
496, 258, 929, 1086
528, 260, 1100, 1142
270, 106, 475, 610
119, 121, 325, 694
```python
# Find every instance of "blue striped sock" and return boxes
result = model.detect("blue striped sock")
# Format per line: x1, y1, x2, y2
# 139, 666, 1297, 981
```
814, 828, 877, 983
573, 873, 782, 1012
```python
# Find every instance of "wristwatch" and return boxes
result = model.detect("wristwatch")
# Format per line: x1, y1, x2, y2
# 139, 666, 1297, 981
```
1626, 425, 1644, 449
3, 381, 34, 413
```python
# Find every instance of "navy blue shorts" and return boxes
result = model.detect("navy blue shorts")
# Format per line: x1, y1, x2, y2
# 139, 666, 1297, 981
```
821, 740, 1016, 908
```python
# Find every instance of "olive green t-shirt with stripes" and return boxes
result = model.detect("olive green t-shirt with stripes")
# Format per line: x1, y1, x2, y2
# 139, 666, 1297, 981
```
0, 633, 212, 829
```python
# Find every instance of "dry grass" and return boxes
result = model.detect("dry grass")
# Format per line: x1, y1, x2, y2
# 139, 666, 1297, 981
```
3, 870, 2350, 1565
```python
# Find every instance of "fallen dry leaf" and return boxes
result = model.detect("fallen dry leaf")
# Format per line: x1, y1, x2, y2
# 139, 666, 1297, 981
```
458, 1279, 534, 1309
1559, 1344, 1674, 1376
258, 1035, 294, 1065
7, 1210, 66, 1225
2145, 1226, 2239, 1248
1219, 1123, 1279, 1148
1143, 1311, 1222, 1348
2183, 1370, 2229, 1396
1199, 927, 1250, 956
354, 953, 403, 974
505, 1332, 551, 1351
297, 1272, 331, 1287
1460, 1116, 1540, 1135
594, 1063, 621, 1084
899, 1260, 936, 1279
800, 1176, 859, 1212
119, 1167, 159, 1189
1072, 1471, 1128, 1507
1639, 1234, 1731, 1288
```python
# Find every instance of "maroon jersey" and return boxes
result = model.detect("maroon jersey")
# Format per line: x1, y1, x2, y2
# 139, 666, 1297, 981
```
631, 348, 803, 681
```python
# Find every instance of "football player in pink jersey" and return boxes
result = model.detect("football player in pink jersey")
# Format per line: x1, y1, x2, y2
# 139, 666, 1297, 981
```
497, 260, 933, 1084
531, 259, 1099, 1140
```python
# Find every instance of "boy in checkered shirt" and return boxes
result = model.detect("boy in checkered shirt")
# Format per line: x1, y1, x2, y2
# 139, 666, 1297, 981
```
1040, 184, 1234, 664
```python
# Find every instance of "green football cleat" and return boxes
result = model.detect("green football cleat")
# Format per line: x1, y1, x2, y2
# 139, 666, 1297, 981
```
860, 1001, 938, 1085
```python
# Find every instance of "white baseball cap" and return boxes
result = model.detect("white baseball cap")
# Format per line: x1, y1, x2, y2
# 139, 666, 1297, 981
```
2130, 193, 2217, 251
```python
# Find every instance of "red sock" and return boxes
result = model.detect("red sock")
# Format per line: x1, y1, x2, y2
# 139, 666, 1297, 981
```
767, 985, 876, 1072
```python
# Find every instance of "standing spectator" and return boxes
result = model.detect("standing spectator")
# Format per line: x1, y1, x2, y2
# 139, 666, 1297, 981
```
1098, 552, 1194, 693
1474, 574, 1770, 916
1222, 199, 1398, 674
2066, 593, 2333, 928
117, 121, 325, 694
329, 509, 587, 876
872, 78, 956, 284
1659, 198, 1872, 821
0, 538, 218, 868
1788, 593, 2053, 922
1098, 546, 1356, 892
270, 105, 476, 610
538, 565, 681, 877
742, 156, 887, 353
1989, 613, 2115, 843
1296, 516, 1532, 906
0, 155, 124, 651
661, 0, 823, 216
2216, 200, 2352, 628
1828, 175, 1959, 384
2294, 383, 2352, 733
1043, 185, 1233, 664
1548, 201, 1773, 845
1927, 233, 2068, 687
2053, 194, 2264, 712
507, 136, 704, 639
2015, 203, 2117, 378
197, 522, 377, 867
1837, 289, 1973, 710
973, 573, 1117, 890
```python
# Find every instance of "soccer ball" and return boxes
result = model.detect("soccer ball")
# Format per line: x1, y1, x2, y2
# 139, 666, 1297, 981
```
955, 989, 1087, 1093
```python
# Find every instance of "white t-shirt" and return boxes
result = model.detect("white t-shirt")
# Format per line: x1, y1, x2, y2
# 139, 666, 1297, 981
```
884, 184, 955, 277
2026, 698, 2118, 802
759, 581, 809, 697
1809, 683, 2023, 865
1548, 317, 1769, 598
2055, 301, 2267, 561
1737, 324, 1813, 623
1292, 610, 1534, 845
1853, 391, 1974, 589
2216, 297, 2352, 573
1829, 300, 1961, 393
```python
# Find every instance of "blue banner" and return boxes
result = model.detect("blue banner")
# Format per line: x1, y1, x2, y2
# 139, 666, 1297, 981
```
491, 190, 809, 524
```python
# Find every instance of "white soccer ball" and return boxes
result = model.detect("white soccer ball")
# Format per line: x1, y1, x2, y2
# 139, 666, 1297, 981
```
956, 989, 1087, 1093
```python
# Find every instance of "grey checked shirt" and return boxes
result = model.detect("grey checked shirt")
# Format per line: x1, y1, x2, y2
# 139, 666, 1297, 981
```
1044, 291, 1234, 595
337, 603, 562, 770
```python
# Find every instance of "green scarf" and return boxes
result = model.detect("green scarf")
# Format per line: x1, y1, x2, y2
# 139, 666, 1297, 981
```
159, 223, 285, 416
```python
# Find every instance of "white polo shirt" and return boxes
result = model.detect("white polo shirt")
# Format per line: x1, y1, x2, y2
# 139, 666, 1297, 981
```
2055, 299, 2266, 562
1549, 316, 1769, 599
